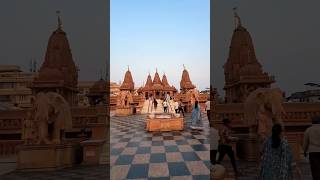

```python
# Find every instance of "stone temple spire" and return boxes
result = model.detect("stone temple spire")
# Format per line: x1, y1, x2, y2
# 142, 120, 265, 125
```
120, 68, 134, 91
56, 10, 62, 30
180, 66, 195, 92
223, 9, 275, 103
233, 7, 242, 28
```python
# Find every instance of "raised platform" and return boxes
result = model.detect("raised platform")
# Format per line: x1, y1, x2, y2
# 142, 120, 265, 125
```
17, 143, 76, 171
115, 107, 132, 116
146, 113, 184, 132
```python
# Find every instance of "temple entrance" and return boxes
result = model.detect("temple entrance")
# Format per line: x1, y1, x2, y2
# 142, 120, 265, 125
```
145, 92, 149, 100
156, 91, 160, 99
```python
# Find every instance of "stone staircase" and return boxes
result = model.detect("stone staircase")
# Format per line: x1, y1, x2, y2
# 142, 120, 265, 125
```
141, 99, 176, 114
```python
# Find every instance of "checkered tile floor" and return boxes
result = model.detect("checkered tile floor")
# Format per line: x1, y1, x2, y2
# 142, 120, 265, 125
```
110, 113, 211, 179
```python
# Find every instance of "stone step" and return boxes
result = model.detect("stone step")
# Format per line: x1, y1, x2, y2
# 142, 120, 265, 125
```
99, 143, 109, 165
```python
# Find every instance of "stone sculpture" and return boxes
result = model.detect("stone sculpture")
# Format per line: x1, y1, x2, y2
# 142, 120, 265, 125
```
244, 88, 285, 139
117, 91, 133, 108
30, 92, 72, 144
185, 89, 199, 105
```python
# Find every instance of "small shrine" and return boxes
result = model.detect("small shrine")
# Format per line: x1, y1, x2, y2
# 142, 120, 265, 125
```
115, 67, 144, 116
175, 66, 208, 112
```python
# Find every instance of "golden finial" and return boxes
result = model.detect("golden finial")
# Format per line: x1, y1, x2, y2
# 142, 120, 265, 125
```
233, 7, 241, 28
56, 10, 62, 29
183, 64, 186, 70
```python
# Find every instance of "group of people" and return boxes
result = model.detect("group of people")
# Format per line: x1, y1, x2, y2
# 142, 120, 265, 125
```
209, 115, 320, 180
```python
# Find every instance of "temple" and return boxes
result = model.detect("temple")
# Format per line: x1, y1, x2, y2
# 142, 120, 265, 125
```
138, 69, 177, 99
119, 67, 134, 92
32, 13, 79, 106
180, 66, 196, 93
212, 10, 320, 163
0, 12, 109, 169
223, 10, 274, 103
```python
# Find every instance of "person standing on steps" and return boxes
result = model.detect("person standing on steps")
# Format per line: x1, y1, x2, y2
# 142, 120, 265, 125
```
153, 98, 158, 110
163, 101, 168, 113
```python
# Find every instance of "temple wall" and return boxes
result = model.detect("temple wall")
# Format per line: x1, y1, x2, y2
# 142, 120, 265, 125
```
0, 106, 108, 156
212, 102, 320, 160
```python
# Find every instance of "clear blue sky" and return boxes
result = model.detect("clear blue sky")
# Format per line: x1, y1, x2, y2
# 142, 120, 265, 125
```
111, 0, 210, 91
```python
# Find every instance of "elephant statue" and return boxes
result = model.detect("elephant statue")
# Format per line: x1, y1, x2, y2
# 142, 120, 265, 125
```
117, 91, 133, 108
185, 89, 199, 105
244, 88, 285, 140
31, 92, 72, 144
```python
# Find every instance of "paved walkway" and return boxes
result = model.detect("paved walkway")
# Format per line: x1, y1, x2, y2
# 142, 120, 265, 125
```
0, 112, 313, 179
110, 113, 211, 179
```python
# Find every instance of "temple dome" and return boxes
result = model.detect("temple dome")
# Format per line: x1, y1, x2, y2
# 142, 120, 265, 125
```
162, 74, 170, 87
37, 24, 78, 87
145, 74, 153, 87
180, 69, 195, 90
120, 69, 134, 91
153, 71, 162, 85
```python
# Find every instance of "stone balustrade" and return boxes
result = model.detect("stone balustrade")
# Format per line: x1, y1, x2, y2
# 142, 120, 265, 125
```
0, 106, 108, 155
212, 102, 320, 161
0, 140, 23, 156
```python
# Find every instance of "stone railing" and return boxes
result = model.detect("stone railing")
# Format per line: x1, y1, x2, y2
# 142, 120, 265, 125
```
0, 110, 27, 132
71, 106, 108, 128
212, 102, 320, 126
0, 140, 23, 156
0, 106, 108, 155
212, 102, 320, 160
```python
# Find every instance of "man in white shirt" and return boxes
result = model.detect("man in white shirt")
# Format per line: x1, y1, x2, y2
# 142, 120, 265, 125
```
174, 101, 179, 113
303, 116, 320, 180
163, 101, 168, 113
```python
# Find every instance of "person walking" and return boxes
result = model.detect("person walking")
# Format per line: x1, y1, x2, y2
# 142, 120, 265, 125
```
153, 98, 158, 110
210, 124, 220, 165
163, 101, 168, 113
178, 99, 184, 117
174, 101, 179, 114
303, 116, 320, 180
217, 118, 239, 175
260, 124, 293, 180
190, 101, 202, 130
205, 100, 210, 121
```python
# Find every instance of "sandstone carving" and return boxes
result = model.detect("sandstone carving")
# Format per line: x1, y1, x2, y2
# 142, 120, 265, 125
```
117, 91, 133, 108
244, 88, 285, 139
29, 92, 72, 144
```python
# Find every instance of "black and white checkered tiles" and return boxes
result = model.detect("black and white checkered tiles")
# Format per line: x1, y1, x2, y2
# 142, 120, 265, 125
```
110, 114, 211, 179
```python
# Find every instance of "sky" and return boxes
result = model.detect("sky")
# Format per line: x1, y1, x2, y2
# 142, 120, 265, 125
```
0, 0, 107, 81
111, 0, 210, 91
213, 0, 320, 97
